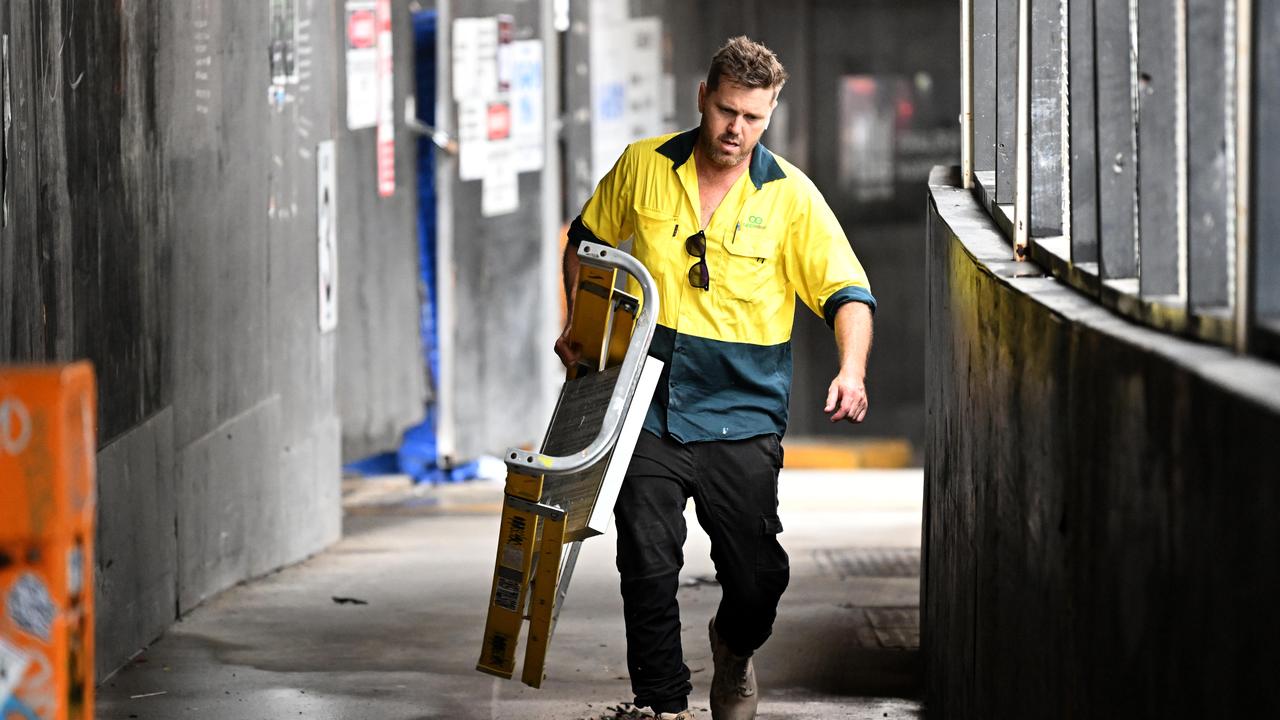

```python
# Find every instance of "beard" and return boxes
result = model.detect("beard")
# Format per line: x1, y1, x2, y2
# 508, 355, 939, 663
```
698, 124, 754, 169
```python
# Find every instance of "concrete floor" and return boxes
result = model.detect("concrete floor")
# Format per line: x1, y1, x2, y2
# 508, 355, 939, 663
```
97, 469, 924, 719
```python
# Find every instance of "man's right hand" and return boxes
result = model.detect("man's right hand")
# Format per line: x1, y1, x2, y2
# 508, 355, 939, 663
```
554, 324, 582, 369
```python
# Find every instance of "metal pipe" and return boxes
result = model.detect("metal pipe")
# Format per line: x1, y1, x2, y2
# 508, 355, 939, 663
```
1014, 0, 1030, 259
963, 0, 975, 189
1233, 0, 1253, 352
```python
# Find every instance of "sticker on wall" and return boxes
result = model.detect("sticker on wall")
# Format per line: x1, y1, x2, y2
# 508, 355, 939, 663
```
0, 638, 31, 709
269, 0, 299, 108
7, 574, 53, 641
317, 140, 339, 333
345, 0, 378, 130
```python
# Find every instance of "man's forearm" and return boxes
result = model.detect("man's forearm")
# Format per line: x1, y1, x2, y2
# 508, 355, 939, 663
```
562, 243, 581, 315
833, 301, 873, 379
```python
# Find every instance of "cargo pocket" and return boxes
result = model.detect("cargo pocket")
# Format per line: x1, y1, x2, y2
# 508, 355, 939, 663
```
754, 513, 790, 603
755, 514, 789, 572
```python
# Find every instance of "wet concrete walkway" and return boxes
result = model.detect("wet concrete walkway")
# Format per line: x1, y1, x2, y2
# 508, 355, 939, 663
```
97, 469, 924, 719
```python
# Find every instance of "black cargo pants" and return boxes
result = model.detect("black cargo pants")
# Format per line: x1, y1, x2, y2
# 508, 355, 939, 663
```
613, 430, 789, 714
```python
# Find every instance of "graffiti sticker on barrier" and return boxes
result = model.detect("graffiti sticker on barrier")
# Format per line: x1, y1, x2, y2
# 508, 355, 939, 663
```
7, 574, 54, 642
0, 637, 31, 706
0, 396, 31, 456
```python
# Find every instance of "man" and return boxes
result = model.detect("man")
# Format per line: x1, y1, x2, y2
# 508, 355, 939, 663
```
555, 36, 875, 720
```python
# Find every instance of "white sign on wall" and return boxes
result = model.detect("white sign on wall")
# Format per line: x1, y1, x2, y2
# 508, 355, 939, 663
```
317, 140, 338, 332
453, 16, 500, 182
344, 0, 378, 130
452, 17, 499, 102
482, 140, 519, 217
457, 98, 488, 181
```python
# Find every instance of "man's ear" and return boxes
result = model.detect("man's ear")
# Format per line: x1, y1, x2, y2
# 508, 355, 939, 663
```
697, 81, 707, 114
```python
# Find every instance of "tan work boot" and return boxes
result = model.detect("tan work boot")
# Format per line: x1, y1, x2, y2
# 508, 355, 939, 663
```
708, 617, 758, 719
655, 711, 697, 719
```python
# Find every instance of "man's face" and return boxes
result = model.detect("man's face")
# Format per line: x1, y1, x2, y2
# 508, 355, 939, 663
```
696, 80, 777, 170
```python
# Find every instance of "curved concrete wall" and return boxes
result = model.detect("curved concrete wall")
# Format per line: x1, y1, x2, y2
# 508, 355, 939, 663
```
924, 169, 1280, 717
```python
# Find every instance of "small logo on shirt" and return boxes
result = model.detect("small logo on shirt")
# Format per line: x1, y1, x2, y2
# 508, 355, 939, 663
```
743, 215, 767, 230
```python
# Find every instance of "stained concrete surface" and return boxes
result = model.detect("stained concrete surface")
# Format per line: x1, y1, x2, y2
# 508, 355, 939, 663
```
924, 176, 1280, 718
97, 469, 923, 719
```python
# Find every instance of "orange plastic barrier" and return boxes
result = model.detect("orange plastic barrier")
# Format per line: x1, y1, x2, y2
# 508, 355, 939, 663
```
0, 363, 96, 720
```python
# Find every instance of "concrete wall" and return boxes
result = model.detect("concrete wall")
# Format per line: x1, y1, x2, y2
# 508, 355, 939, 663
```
923, 169, 1280, 717
0, 1, 423, 678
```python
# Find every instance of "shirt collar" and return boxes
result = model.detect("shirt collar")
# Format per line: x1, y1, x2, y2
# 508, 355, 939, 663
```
655, 128, 786, 190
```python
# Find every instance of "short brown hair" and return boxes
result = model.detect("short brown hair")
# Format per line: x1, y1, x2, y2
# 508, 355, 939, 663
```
706, 36, 789, 96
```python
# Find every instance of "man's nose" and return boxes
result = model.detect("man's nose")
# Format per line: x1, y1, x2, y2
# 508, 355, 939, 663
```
727, 115, 742, 135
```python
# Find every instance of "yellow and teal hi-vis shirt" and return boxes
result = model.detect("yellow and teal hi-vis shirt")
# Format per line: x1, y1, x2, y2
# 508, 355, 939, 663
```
569, 128, 876, 443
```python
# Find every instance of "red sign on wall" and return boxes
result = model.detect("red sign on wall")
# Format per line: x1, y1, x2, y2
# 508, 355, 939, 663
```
375, 0, 395, 197
487, 102, 512, 141
347, 9, 376, 49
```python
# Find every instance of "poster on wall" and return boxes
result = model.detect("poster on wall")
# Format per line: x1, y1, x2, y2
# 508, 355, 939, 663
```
838, 75, 898, 203
625, 19, 662, 140
452, 14, 527, 216
375, 0, 395, 197
452, 16, 499, 181
317, 141, 338, 333
452, 17, 498, 102
482, 98, 518, 216
837, 72, 958, 213
589, 9, 663, 182
344, 0, 378, 130
509, 39, 544, 173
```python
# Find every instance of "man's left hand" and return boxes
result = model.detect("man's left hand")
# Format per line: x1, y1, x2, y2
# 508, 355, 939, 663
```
824, 373, 868, 423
